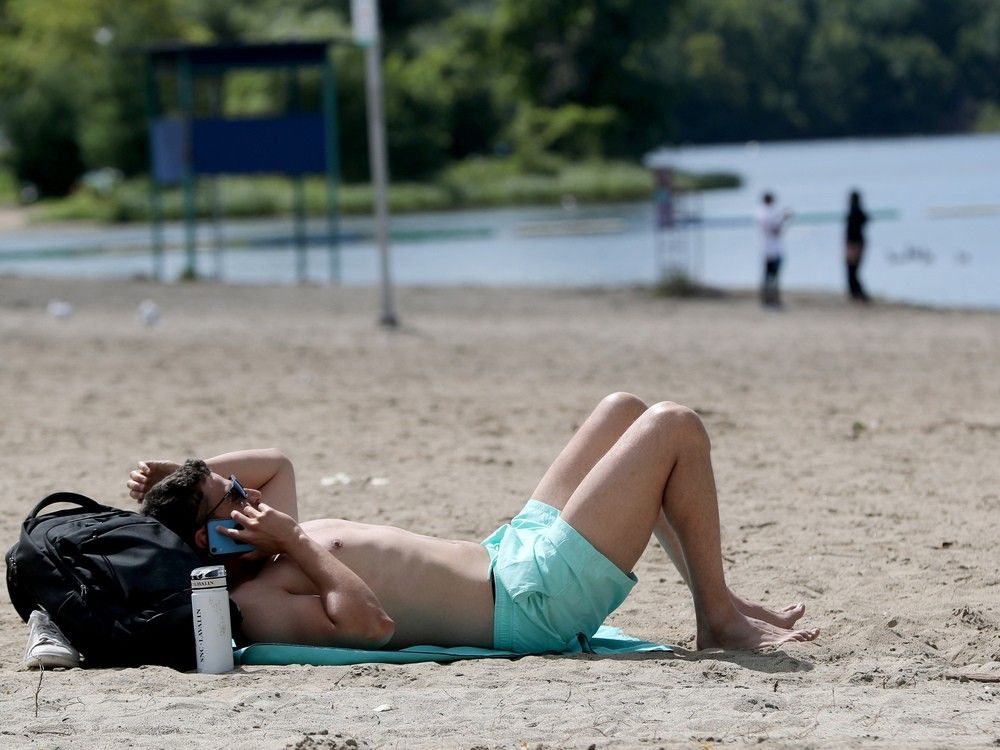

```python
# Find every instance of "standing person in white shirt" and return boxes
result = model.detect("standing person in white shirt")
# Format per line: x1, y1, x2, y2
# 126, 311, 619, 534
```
756, 192, 793, 308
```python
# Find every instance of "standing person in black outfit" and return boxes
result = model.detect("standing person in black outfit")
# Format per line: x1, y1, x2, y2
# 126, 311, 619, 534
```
845, 190, 869, 302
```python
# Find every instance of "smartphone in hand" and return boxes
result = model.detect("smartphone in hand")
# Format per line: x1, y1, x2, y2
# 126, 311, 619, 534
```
206, 518, 256, 556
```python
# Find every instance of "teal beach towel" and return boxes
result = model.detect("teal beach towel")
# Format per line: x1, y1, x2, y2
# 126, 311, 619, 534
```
234, 626, 671, 667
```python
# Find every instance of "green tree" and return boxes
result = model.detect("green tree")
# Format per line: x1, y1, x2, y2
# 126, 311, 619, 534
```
0, 0, 100, 193
81, 1, 182, 176
800, 18, 870, 134
665, 0, 810, 141
3, 0, 998, 200
491, 0, 680, 159
0, 0, 178, 194
869, 35, 955, 132
663, 0, 997, 142
3, 72, 85, 195
379, 0, 462, 47
955, 0, 1000, 125
360, 5, 503, 179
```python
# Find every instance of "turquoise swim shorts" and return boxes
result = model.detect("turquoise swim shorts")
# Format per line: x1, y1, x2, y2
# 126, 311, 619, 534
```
481, 499, 638, 653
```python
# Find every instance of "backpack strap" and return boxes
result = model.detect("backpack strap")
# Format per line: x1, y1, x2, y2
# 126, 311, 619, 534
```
28, 492, 107, 519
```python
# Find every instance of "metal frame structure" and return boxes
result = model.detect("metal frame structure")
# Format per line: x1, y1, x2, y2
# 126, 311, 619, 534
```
652, 167, 704, 282
144, 41, 341, 282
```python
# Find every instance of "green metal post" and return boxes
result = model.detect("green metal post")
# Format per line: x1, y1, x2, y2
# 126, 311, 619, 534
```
145, 61, 164, 281
321, 53, 341, 284
290, 67, 308, 283
210, 74, 224, 280
179, 53, 197, 278
293, 177, 307, 283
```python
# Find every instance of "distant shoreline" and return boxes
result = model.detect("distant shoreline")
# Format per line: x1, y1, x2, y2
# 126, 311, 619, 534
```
21, 163, 739, 226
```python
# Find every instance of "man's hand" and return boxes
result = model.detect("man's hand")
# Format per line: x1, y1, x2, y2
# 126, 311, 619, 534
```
127, 460, 180, 502
225, 502, 301, 555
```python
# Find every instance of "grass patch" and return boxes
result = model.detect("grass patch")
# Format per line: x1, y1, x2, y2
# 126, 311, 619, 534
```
0, 167, 18, 206
653, 270, 727, 299
32, 190, 122, 222
28, 158, 741, 224
974, 101, 1000, 133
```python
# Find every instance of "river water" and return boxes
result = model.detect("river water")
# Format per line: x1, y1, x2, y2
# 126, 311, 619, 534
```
1, 133, 997, 309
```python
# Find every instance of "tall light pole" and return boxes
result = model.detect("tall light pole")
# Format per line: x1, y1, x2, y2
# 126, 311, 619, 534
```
352, 0, 398, 327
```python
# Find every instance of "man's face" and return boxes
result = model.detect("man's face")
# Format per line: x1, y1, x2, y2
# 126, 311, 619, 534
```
199, 472, 262, 524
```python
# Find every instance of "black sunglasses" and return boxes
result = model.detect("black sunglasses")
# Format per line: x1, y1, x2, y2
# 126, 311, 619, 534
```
200, 474, 248, 525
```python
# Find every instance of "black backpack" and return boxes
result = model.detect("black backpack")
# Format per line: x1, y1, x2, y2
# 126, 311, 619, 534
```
5, 492, 239, 670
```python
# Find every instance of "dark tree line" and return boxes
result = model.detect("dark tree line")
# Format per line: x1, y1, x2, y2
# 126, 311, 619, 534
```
1, 0, 997, 196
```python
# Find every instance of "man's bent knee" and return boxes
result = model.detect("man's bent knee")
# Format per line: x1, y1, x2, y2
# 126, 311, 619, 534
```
599, 392, 648, 421
645, 401, 711, 452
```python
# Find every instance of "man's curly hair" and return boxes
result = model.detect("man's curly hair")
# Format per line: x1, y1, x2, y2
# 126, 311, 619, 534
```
140, 459, 210, 548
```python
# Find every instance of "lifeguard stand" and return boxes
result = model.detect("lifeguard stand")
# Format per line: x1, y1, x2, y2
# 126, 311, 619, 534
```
145, 41, 341, 282
652, 167, 704, 282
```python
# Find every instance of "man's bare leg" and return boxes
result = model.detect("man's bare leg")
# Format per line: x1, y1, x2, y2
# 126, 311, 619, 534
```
652, 517, 804, 628
552, 399, 818, 649
532, 393, 805, 629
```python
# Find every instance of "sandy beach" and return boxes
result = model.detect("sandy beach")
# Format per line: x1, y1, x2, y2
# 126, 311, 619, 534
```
1, 276, 998, 749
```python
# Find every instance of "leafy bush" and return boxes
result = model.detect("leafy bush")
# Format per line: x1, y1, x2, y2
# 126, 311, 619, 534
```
29, 156, 741, 224
974, 102, 1000, 132
505, 104, 620, 172
3, 73, 86, 196
653, 270, 726, 299
0, 167, 18, 205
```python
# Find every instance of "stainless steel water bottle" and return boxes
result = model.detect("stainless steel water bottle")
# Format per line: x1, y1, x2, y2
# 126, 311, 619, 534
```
190, 565, 234, 674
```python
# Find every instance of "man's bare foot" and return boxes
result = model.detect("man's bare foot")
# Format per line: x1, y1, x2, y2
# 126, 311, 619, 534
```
730, 590, 805, 629
697, 611, 819, 651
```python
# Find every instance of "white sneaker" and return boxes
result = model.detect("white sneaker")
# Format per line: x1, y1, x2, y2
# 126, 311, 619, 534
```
21, 610, 81, 670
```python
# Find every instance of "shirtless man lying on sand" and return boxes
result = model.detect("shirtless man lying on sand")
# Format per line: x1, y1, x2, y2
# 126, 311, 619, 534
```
130, 393, 819, 653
